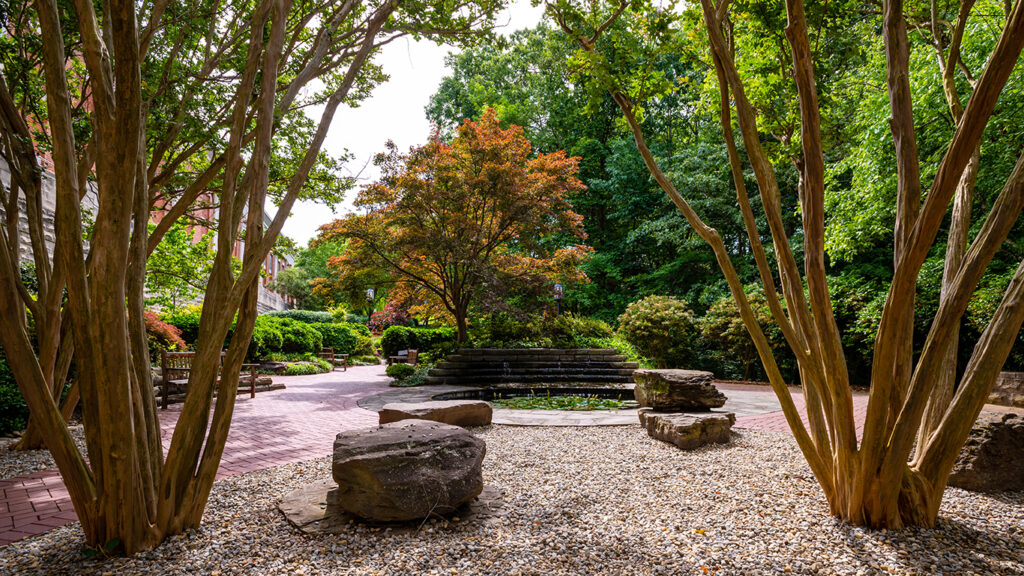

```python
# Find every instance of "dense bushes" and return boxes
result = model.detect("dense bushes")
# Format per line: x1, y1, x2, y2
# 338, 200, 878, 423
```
263, 309, 334, 324
159, 307, 203, 345
699, 288, 793, 382
0, 359, 28, 436
618, 296, 699, 368
380, 326, 457, 360
469, 313, 615, 349
309, 323, 374, 356
160, 307, 374, 360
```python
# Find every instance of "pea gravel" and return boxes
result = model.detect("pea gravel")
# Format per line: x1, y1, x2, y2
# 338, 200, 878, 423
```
0, 425, 86, 480
1, 426, 1021, 575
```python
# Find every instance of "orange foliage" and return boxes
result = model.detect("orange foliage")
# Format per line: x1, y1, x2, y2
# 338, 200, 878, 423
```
317, 109, 591, 340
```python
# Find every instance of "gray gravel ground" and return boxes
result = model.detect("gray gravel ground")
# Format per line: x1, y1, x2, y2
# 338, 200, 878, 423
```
1, 426, 1021, 576
0, 425, 86, 480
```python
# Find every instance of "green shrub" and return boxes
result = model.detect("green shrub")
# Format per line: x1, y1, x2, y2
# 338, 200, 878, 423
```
470, 313, 543, 347
380, 326, 458, 359
399, 362, 435, 387
159, 307, 203, 345
542, 314, 614, 348
309, 323, 363, 354
282, 360, 331, 376
0, 358, 28, 436
248, 316, 285, 359
698, 287, 792, 381
468, 313, 615, 349
263, 309, 333, 324
346, 322, 371, 337
385, 363, 416, 381
275, 318, 322, 353
618, 295, 699, 368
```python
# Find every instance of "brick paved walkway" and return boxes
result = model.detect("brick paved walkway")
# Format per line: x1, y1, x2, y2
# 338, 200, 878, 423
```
0, 375, 906, 547
723, 382, 871, 437
0, 365, 390, 546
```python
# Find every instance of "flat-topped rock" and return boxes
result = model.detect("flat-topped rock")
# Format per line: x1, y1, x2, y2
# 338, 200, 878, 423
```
379, 400, 492, 427
332, 420, 485, 522
639, 409, 735, 450
948, 411, 1024, 493
633, 369, 725, 411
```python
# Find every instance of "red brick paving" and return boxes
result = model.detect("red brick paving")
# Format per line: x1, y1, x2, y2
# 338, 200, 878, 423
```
0, 374, 936, 547
723, 382, 871, 437
0, 365, 389, 546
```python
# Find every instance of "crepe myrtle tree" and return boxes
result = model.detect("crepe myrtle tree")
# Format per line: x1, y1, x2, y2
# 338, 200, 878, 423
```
0, 0, 503, 554
549, 0, 1024, 528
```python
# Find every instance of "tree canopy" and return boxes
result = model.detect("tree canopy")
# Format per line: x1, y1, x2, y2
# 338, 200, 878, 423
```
319, 109, 592, 342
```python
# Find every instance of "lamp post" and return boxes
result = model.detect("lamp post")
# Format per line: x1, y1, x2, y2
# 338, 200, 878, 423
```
553, 283, 564, 316
365, 288, 375, 321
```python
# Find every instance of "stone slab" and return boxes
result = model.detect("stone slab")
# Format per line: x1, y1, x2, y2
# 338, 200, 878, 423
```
633, 369, 726, 411
639, 408, 735, 450
378, 400, 493, 426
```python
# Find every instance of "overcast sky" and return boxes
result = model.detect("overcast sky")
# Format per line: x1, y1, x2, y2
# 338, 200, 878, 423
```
279, 1, 546, 247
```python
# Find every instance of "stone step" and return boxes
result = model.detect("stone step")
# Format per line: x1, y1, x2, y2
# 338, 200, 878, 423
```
443, 354, 629, 364
427, 367, 637, 377
457, 348, 618, 356
431, 361, 637, 371
423, 374, 635, 386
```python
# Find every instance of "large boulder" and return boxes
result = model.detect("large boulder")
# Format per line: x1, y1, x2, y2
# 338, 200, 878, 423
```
638, 408, 735, 450
948, 411, 1024, 493
633, 369, 726, 411
332, 420, 485, 522
379, 400, 492, 427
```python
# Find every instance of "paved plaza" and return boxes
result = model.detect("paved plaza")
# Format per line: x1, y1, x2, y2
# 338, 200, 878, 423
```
1, 368, 867, 546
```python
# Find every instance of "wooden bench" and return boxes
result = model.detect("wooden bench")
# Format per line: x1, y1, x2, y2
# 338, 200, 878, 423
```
160, 350, 258, 410
318, 347, 348, 371
387, 349, 418, 366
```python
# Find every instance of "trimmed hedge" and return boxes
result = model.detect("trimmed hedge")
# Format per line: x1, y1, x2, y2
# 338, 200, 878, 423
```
309, 323, 362, 355
380, 326, 457, 359
263, 309, 333, 324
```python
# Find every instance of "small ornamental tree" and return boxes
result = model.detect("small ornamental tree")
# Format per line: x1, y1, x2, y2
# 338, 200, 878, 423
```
319, 109, 593, 343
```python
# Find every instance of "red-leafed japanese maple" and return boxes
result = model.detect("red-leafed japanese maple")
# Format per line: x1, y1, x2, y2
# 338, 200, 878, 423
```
319, 109, 592, 342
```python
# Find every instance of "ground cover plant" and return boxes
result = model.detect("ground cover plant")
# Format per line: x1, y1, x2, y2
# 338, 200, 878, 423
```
490, 392, 626, 411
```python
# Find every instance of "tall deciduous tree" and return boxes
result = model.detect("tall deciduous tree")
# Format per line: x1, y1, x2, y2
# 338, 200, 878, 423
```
0, 0, 501, 554
319, 109, 592, 343
550, 0, 1024, 528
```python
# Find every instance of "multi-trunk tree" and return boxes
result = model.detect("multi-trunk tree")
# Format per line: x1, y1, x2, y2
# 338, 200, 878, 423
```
0, 0, 501, 554
319, 109, 592, 343
550, 0, 1024, 528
